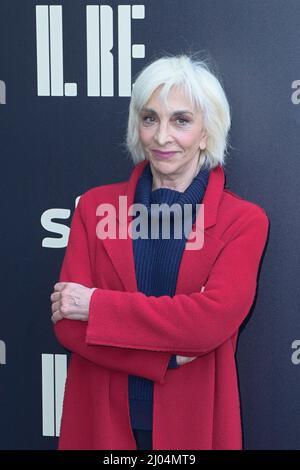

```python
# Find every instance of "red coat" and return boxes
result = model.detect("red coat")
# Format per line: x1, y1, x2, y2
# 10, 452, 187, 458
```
54, 160, 269, 450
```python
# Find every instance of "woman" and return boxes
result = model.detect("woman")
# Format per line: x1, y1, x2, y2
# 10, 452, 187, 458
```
50, 54, 269, 450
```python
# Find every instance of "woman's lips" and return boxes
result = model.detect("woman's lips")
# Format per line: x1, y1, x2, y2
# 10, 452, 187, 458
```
151, 149, 178, 159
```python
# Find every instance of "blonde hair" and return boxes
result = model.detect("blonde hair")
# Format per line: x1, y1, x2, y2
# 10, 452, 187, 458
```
126, 54, 231, 170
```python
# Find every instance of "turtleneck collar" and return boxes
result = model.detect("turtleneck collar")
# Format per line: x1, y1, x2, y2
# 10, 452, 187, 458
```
134, 161, 210, 218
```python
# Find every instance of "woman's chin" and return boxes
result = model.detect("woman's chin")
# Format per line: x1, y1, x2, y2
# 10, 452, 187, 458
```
149, 155, 178, 168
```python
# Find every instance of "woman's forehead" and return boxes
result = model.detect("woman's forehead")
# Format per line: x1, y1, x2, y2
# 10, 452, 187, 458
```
144, 85, 198, 113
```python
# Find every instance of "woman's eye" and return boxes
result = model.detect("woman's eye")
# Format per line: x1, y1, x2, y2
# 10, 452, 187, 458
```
175, 118, 189, 125
141, 115, 190, 126
142, 115, 156, 125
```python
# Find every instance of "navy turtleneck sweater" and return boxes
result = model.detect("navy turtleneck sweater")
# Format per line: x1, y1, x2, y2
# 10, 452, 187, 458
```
128, 161, 210, 430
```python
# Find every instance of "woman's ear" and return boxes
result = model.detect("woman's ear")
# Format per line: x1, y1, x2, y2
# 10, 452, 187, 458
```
199, 132, 207, 150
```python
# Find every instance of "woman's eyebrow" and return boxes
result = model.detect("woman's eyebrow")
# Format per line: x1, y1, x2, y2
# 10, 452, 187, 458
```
141, 107, 194, 116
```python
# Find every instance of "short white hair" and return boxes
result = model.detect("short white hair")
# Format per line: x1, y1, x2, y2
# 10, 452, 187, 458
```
126, 54, 231, 170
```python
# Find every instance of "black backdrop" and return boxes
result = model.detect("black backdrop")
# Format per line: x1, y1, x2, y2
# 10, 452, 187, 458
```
0, 0, 300, 450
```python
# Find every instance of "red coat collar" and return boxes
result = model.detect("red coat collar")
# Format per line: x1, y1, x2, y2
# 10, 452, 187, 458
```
116, 159, 225, 230
102, 160, 226, 293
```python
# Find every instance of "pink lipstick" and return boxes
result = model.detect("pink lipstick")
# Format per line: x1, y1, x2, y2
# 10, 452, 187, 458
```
152, 149, 177, 159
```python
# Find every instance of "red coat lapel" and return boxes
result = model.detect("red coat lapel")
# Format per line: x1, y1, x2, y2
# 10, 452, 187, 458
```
102, 160, 226, 294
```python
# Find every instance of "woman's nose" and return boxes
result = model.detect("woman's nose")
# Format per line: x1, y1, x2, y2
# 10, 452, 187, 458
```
154, 123, 173, 145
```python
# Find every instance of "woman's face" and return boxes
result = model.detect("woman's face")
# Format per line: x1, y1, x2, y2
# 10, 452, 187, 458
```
138, 85, 207, 179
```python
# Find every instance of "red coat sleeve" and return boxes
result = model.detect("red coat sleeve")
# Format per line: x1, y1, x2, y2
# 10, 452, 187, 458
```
86, 207, 269, 356
53, 194, 172, 384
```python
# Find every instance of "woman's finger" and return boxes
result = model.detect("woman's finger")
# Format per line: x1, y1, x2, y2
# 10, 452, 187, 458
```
50, 292, 61, 302
51, 310, 63, 324
51, 300, 61, 314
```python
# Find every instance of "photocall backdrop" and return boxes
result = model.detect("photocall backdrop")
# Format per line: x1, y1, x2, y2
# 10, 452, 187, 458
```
0, 0, 299, 450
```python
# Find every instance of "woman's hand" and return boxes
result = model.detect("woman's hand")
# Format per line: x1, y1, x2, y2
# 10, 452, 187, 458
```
50, 282, 97, 324
176, 355, 197, 366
